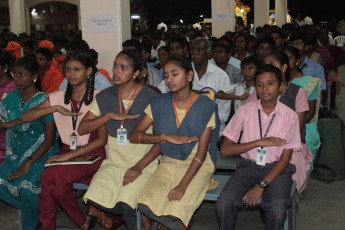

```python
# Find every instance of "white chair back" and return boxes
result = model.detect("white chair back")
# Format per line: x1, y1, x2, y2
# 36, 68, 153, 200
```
334, 36, 345, 46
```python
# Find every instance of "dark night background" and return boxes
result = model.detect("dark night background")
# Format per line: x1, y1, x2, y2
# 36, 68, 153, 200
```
132, 0, 345, 25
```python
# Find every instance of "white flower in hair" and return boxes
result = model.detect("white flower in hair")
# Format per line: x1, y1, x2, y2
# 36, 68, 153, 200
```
157, 23, 168, 32
193, 23, 202, 30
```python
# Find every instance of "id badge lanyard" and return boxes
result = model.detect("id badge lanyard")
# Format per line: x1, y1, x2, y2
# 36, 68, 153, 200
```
70, 95, 86, 150
257, 110, 276, 166
117, 84, 138, 145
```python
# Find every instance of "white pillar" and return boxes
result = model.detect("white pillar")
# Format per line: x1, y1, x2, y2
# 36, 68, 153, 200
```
80, 0, 130, 75
275, 0, 287, 27
9, 0, 26, 34
254, 0, 270, 29
212, 0, 235, 38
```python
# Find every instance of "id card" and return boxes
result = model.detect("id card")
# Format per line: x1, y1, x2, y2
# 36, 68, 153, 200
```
117, 127, 127, 145
256, 148, 266, 166
70, 133, 77, 150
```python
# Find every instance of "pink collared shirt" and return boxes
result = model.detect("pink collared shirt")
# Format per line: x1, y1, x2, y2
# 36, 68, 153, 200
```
222, 100, 301, 164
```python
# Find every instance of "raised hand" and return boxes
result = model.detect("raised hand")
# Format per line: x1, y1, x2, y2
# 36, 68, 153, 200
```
164, 134, 198, 144
108, 113, 140, 121
0, 119, 22, 129
123, 164, 142, 186
167, 185, 186, 201
55, 105, 82, 116
259, 137, 287, 147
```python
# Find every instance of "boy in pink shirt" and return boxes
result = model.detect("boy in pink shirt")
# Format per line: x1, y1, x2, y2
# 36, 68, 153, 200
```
216, 65, 301, 230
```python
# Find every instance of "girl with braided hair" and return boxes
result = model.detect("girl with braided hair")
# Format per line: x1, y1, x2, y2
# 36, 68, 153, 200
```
21, 51, 107, 229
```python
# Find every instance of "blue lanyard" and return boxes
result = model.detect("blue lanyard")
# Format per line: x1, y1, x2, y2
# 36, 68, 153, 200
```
71, 95, 85, 133
258, 110, 276, 140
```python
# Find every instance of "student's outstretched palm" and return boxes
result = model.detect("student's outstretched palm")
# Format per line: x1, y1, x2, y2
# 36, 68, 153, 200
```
164, 134, 198, 144
55, 105, 82, 116
108, 113, 140, 121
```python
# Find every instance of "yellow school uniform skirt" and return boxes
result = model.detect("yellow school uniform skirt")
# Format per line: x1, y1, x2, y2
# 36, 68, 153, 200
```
84, 135, 159, 209
138, 146, 217, 227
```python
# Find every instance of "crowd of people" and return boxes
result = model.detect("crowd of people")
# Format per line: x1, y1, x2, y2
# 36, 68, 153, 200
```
0, 20, 344, 230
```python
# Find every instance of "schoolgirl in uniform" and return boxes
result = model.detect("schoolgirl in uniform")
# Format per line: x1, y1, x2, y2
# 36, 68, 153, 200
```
127, 55, 220, 230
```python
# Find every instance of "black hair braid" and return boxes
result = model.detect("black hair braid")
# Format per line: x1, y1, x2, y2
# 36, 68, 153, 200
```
85, 73, 95, 105
64, 82, 73, 105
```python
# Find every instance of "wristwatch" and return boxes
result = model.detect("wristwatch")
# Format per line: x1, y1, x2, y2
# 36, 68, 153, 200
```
257, 179, 269, 189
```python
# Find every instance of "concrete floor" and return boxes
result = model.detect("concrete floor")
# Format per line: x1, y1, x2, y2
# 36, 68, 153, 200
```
1, 66, 345, 229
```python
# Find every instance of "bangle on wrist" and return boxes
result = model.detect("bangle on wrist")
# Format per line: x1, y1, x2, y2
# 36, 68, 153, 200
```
193, 157, 203, 164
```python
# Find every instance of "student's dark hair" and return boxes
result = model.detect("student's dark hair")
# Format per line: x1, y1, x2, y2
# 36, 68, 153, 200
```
141, 37, 152, 54
135, 59, 148, 84
270, 28, 284, 39
254, 35, 276, 50
241, 56, 259, 69
217, 36, 234, 49
36, 47, 53, 60
23, 41, 35, 49
53, 50, 63, 56
303, 33, 317, 46
15, 56, 41, 91
236, 32, 250, 43
167, 36, 189, 50
265, 50, 291, 83
256, 26, 263, 33
64, 51, 96, 105
254, 64, 283, 86
282, 46, 300, 61
0, 51, 14, 79
213, 43, 231, 53
282, 46, 303, 73
164, 55, 193, 73
64, 40, 90, 52
122, 39, 143, 53
88, 49, 98, 61
116, 49, 143, 72
158, 46, 169, 54
249, 35, 256, 42
288, 32, 306, 44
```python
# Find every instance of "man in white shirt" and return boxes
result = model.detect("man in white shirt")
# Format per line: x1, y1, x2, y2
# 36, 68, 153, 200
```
151, 31, 166, 59
191, 37, 231, 134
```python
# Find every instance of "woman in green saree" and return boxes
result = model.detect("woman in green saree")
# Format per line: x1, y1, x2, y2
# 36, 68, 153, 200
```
0, 56, 59, 230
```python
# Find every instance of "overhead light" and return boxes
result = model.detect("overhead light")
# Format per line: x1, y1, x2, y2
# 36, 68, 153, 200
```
131, 15, 140, 19
200, 15, 204, 18
180, 19, 183, 24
